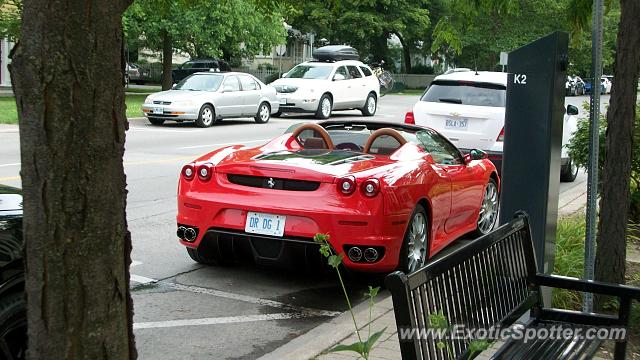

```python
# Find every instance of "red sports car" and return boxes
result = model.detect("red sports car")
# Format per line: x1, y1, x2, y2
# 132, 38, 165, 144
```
176, 121, 499, 273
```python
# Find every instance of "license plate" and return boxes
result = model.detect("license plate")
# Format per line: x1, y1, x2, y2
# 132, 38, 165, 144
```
279, 97, 287, 105
245, 212, 286, 237
153, 107, 163, 114
445, 118, 468, 130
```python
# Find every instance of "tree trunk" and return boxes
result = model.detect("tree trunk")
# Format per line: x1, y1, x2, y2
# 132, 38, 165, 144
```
395, 32, 412, 73
162, 29, 173, 91
9, 1, 136, 359
594, 0, 640, 308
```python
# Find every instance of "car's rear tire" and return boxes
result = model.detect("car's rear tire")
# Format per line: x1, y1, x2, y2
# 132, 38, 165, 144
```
0, 292, 27, 360
254, 102, 271, 124
148, 118, 165, 126
561, 157, 579, 182
360, 93, 377, 116
186, 235, 233, 266
195, 104, 215, 128
473, 178, 499, 236
315, 94, 332, 119
398, 204, 429, 273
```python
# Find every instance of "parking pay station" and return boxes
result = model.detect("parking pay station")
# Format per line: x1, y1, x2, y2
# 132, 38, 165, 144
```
499, 32, 569, 274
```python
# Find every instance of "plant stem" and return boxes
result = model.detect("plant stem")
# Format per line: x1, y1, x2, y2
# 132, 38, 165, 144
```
335, 268, 363, 346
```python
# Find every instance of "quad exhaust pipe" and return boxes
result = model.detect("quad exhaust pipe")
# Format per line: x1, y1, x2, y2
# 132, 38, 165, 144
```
177, 225, 198, 242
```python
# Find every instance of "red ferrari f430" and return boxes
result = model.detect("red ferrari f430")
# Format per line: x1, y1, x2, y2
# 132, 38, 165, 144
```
177, 121, 499, 273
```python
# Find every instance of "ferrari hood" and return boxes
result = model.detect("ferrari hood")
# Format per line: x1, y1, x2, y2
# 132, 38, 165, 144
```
213, 149, 390, 182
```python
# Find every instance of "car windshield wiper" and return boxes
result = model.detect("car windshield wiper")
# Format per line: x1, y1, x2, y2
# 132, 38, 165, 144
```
439, 98, 462, 104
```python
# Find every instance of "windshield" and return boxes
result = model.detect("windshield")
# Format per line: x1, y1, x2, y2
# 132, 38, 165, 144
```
285, 65, 333, 79
174, 74, 223, 91
420, 80, 506, 107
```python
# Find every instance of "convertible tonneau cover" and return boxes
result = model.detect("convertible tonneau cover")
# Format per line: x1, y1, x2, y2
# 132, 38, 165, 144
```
312, 45, 359, 61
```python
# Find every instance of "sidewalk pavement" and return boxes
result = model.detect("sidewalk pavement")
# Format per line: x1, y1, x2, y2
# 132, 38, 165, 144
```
260, 185, 590, 360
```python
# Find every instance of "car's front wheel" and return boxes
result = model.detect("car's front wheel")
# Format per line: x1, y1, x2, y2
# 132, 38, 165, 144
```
254, 102, 271, 124
561, 157, 579, 182
0, 292, 27, 360
398, 204, 429, 273
360, 93, 377, 116
315, 94, 332, 119
195, 104, 215, 128
473, 178, 499, 236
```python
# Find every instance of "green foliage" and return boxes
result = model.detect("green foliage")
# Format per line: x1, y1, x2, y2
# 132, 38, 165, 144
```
123, 0, 286, 60
567, 101, 640, 220
0, 0, 20, 41
313, 233, 385, 360
552, 215, 586, 310
286, 0, 431, 64
428, 311, 490, 359
409, 64, 434, 74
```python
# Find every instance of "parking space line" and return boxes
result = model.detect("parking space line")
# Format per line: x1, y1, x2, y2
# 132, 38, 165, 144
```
0, 163, 20, 167
169, 283, 341, 317
134, 313, 309, 330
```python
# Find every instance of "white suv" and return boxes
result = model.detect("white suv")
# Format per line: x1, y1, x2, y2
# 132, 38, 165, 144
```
406, 71, 579, 182
270, 60, 380, 119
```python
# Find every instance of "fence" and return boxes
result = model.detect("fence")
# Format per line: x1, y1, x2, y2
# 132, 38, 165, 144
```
135, 63, 436, 89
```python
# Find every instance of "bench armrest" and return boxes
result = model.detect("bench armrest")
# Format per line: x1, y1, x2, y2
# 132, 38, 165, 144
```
535, 274, 640, 300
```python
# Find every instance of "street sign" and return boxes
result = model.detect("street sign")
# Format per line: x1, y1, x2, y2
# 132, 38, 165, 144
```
275, 44, 286, 57
499, 52, 508, 66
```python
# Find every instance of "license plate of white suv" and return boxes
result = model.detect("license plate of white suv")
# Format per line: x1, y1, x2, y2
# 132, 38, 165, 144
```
445, 118, 468, 130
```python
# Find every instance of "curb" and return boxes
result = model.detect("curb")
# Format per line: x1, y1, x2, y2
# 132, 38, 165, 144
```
0, 124, 18, 133
258, 292, 394, 360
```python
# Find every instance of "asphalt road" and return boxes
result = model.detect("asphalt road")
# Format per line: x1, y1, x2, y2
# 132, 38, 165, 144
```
0, 93, 606, 359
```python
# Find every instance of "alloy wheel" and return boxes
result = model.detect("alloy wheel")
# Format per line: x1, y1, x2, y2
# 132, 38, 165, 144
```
367, 96, 376, 114
201, 107, 213, 126
259, 104, 270, 122
407, 212, 427, 273
321, 98, 331, 118
477, 181, 499, 234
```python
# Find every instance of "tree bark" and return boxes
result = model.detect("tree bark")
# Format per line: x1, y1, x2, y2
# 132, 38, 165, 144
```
162, 29, 173, 90
395, 32, 412, 73
9, 1, 136, 359
594, 0, 640, 307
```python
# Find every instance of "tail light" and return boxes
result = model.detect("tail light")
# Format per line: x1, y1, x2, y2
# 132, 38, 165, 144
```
361, 179, 380, 197
197, 163, 213, 182
404, 111, 415, 124
182, 164, 195, 181
337, 176, 356, 195
496, 127, 505, 142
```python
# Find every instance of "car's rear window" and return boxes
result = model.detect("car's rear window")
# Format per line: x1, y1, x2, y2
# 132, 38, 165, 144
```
420, 80, 506, 107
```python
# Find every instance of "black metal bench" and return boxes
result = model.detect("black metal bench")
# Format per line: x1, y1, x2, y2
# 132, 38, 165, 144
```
385, 212, 640, 359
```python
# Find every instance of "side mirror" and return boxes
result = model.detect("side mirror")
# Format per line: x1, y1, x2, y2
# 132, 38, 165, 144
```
281, 72, 288, 78
333, 74, 345, 81
171, 83, 177, 89
566, 104, 579, 116
469, 149, 488, 161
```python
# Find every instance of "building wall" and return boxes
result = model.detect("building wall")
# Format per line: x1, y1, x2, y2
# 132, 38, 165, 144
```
0, 38, 13, 87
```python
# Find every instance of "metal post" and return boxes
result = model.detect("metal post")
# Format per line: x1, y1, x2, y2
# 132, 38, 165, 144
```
583, 0, 604, 313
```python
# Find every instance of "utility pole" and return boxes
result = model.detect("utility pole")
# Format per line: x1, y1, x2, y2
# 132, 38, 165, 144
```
583, 0, 604, 313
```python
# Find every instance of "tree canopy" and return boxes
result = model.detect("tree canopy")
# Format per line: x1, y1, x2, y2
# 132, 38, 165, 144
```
123, 0, 286, 62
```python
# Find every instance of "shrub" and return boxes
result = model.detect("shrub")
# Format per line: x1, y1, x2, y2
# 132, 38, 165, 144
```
566, 102, 640, 221
264, 73, 281, 84
409, 64, 434, 74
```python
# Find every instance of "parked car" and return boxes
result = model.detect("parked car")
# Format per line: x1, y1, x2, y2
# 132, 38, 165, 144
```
0, 185, 26, 359
142, 72, 279, 127
170, 59, 231, 83
601, 76, 612, 93
407, 71, 580, 182
565, 76, 585, 96
176, 120, 499, 273
125, 63, 150, 85
270, 56, 380, 119
584, 78, 605, 95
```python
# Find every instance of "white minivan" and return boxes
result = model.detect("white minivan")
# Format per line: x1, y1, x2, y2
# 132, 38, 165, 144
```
406, 71, 579, 182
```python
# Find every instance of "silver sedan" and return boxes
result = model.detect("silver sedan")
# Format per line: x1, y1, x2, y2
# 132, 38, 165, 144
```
141, 72, 280, 127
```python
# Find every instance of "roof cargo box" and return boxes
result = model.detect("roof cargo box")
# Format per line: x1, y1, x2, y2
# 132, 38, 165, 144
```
312, 45, 359, 61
